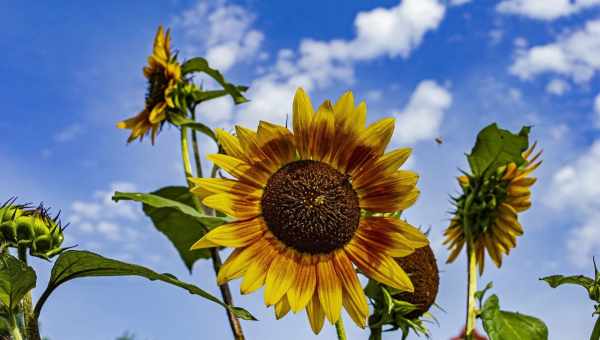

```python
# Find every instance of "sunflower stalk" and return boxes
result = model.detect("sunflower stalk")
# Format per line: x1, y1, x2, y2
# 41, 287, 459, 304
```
335, 318, 348, 340
7, 312, 23, 340
17, 246, 41, 340
463, 190, 478, 340
180, 126, 245, 340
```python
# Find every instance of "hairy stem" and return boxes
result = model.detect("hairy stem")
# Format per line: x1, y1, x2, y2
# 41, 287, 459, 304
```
7, 312, 23, 340
180, 127, 245, 340
335, 318, 348, 340
465, 239, 478, 340
590, 316, 600, 340
17, 247, 41, 340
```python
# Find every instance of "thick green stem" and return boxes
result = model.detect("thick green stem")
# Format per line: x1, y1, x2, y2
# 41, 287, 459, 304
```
180, 127, 245, 340
335, 318, 348, 340
17, 248, 41, 340
7, 313, 23, 340
590, 316, 600, 340
465, 239, 478, 340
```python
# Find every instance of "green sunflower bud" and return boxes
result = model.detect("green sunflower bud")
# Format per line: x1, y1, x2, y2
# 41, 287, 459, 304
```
0, 198, 70, 260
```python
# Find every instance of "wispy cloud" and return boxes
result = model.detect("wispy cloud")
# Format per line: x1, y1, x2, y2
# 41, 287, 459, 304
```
497, 0, 600, 20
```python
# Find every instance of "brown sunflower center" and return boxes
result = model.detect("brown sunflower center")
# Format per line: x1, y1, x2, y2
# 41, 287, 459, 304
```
261, 160, 360, 254
146, 70, 168, 107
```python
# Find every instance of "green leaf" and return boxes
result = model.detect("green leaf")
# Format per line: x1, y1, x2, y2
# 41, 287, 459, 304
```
181, 57, 248, 104
191, 87, 248, 104
0, 254, 36, 311
141, 186, 227, 272
169, 114, 218, 144
540, 275, 594, 291
467, 123, 530, 176
480, 294, 548, 340
112, 191, 226, 228
475, 281, 494, 306
34, 250, 256, 321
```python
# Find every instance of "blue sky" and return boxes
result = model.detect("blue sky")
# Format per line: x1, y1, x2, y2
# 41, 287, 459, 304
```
2, 0, 600, 339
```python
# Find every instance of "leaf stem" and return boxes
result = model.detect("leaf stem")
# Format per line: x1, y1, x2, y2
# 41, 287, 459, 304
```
180, 127, 245, 340
590, 316, 600, 340
17, 247, 41, 340
335, 318, 348, 340
7, 312, 23, 340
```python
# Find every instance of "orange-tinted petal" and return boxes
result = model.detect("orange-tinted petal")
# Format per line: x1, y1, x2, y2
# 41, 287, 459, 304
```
288, 255, 317, 313
316, 255, 342, 323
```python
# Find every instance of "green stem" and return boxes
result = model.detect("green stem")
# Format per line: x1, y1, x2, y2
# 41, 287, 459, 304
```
180, 127, 245, 340
7, 313, 23, 340
590, 316, 600, 340
335, 318, 348, 340
465, 238, 478, 340
17, 247, 41, 340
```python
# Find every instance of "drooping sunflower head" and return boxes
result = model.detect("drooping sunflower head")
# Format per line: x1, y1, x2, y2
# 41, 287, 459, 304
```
117, 25, 182, 144
190, 88, 429, 333
444, 143, 542, 274
393, 244, 440, 319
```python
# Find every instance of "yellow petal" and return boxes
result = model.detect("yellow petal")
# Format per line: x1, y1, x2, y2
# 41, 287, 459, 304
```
256, 120, 296, 168
309, 101, 335, 162
293, 88, 315, 158
333, 251, 368, 328
241, 242, 276, 294
207, 154, 269, 188
235, 126, 278, 173
357, 171, 419, 212
316, 255, 343, 324
352, 148, 412, 189
345, 240, 413, 292
202, 193, 261, 219
189, 178, 262, 200
274, 295, 291, 320
306, 293, 325, 334
264, 250, 297, 306
215, 128, 247, 160
217, 240, 268, 285
202, 217, 266, 248
287, 255, 317, 312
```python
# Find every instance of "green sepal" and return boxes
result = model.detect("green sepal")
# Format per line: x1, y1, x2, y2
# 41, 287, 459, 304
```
141, 186, 227, 273
34, 250, 256, 321
467, 123, 531, 177
480, 294, 548, 340
180, 57, 248, 104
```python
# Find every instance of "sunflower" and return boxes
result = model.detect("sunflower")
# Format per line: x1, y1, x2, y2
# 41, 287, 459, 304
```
444, 144, 542, 274
189, 88, 428, 333
117, 26, 182, 143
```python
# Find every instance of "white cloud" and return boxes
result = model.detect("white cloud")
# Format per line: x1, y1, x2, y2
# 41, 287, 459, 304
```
366, 90, 383, 101
546, 78, 571, 95
450, 0, 472, 6
196, 96, 235, 125
510, 20, 600, 83
174, 0, 264, 72
54, 123, 83, 143
489, 29, 504, 45
392, 80, 452, 145
497, 0, 600, 20
69, 181, 140, 241
549, 140, 600, 266
595, 93, 600, 127
235, 0, 446, 126
513, 37, 528, 48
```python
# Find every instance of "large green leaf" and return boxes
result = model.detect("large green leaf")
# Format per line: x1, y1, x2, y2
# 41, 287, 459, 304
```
467, 123, 530, 176
181, 57, 248, 104
480, 294, 548, 340
168, 114, 218, 144
141, 186, 227, 272
34, 250, 255, 321
191, 87, 248, 104
0, 254, 36, 311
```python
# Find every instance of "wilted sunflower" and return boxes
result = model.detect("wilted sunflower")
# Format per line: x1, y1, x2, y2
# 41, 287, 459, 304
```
117, 26, 182, 143
190, 88, 428, 333
444, 144, 542, 274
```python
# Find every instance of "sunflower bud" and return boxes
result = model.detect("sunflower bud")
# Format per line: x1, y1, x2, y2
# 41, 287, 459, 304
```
0, 198, 68, 260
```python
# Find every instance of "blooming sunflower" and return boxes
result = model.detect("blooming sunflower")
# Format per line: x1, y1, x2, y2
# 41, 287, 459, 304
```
190, 88, 428, 333
443, 144, 542, 274
117, 26, 182, 143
